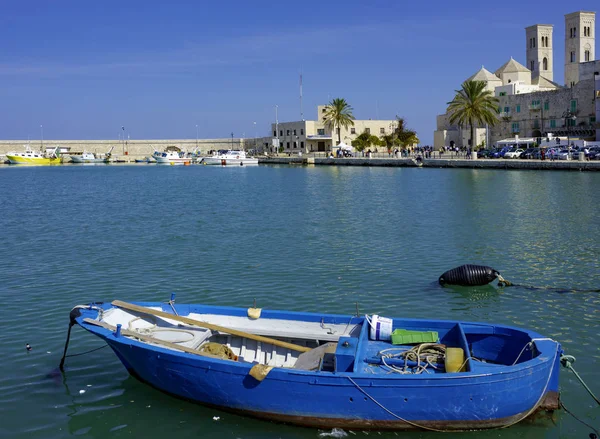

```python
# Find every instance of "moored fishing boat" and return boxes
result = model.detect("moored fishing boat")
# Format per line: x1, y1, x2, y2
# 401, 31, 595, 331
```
6, 145, 62, 165
152, 150, 192, 165
202, 149, 258, 166
70, 146, 114, 164
64, 299, 563, 431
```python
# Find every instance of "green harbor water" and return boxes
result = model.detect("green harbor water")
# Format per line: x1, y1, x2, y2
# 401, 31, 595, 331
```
0, 164, 598, 439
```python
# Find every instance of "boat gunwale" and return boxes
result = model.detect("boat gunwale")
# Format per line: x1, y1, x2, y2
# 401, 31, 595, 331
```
76, 302, 560, 380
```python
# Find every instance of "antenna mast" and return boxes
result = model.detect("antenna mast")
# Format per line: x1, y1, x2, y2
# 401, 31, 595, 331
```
300, 72, 304, 121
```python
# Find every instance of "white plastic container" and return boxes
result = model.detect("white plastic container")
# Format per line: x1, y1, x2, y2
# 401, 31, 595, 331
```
369, 315, 393, 341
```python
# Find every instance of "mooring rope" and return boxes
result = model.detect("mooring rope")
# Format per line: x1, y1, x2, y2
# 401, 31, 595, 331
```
561, 355, 600, 406
560, 400, 599, 436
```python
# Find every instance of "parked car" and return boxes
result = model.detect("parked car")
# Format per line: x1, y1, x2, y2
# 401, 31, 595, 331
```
587, 148, 600, 160
520, 148, 540, 159
554, 149, 571, 160
585, 147, 600, 160
504, 148, 525, 159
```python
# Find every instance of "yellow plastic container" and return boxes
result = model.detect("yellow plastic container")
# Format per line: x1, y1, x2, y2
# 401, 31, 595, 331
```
445, 347, 466, 373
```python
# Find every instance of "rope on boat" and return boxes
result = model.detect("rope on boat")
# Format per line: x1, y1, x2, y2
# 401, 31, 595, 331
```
346, 377, 449, 432
561, 355, 600, 406
559, 400, 599, 436
59, 304, 103, 371
349, 346, 559, 432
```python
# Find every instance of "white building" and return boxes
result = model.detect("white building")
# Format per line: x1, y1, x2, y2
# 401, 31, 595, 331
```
270, 105, 405, 154
435, 10, 599, 148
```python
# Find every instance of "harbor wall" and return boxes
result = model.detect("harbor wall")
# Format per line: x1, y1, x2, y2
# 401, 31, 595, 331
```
0, 138, 250, 159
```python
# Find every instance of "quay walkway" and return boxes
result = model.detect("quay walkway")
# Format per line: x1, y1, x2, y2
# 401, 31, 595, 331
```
259, 155, 600, 171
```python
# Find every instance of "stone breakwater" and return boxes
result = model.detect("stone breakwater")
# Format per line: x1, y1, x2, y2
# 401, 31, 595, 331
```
260, 157, 600, 171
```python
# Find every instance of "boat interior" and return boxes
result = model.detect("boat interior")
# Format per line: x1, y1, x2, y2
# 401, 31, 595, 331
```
98, 304, 540, 376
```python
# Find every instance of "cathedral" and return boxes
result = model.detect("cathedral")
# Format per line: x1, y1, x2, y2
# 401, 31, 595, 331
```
435, 11, 599, 148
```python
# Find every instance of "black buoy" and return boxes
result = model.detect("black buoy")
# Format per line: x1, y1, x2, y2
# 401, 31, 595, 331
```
439, 264, 501, 287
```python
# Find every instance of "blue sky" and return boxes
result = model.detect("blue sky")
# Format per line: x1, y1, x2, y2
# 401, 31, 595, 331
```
1, 0, 598, 144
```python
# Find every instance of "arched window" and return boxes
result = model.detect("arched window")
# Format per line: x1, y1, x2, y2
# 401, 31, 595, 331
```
543, 57, 548, 70
585, 50, 590, 62
530, 60, 535, 71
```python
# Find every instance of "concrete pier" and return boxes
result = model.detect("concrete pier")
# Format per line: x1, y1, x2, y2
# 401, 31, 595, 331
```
259, 156, 600, 171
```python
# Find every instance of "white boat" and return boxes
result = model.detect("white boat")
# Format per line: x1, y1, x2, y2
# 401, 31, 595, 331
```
6, 145, 62, 165
202, 150, 258, 166
70, 146, 114, 164
152, 150, 192, 165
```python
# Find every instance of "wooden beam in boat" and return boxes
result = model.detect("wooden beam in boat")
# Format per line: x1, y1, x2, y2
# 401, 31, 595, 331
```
82, 318, 225, 359
111, 300, 312, 353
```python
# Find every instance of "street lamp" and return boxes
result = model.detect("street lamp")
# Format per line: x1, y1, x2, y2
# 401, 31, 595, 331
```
231, 132, 234, 149
121, 126, 125, 155
562, 110, 577, 157
253, 121, 257, 151
40, 124, 43, 151
196, 124, 199, 150
275, 105, 279, 154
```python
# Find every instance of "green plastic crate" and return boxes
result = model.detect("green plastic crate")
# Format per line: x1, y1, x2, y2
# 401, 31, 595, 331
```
391, 329, 439, 345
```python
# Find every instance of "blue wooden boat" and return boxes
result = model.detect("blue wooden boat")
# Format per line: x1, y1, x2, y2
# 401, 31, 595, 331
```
68, 300, 562, 431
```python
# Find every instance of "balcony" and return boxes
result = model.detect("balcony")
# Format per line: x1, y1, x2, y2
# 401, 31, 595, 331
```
499, 112, 511, 120
529, 104, 541, 111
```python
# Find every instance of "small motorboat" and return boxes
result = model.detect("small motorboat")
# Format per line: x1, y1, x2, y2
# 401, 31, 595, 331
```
70, 146, 114, 164
64, 299, 563, 431
202, 149, 258, 166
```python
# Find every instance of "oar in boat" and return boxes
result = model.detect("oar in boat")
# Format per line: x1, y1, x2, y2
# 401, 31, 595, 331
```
111, 300, 312, 353
83, 318, 225, 359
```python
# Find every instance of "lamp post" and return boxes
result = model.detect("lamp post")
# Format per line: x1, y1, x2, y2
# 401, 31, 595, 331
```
121, 126, 125, 155
275, 105, 279, 155
253, 121, 257, 151
40, 125, 43, 151
562, 110, 576, 158
196, 124, 199, 150
231, 132, 234, 149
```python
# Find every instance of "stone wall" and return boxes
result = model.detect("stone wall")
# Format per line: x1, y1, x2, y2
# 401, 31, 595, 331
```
0, 138, 254, 158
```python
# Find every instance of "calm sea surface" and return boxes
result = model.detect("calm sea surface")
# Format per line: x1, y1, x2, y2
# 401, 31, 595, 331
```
0, 164, 598, 439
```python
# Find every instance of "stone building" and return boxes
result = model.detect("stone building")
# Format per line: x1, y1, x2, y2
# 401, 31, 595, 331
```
434, 10, 599, 149
269, 105, 404, 154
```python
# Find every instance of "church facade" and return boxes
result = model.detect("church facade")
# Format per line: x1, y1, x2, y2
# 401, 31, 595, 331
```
435, 11, 599, 149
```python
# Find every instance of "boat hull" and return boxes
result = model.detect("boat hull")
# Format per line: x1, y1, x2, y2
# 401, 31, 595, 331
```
154, 157, 192, 165
203, 157, 259, 166
75, 303, 561, 431
6, 155, 62, 165
70, 157, 107, 163
105, 340, 558, 430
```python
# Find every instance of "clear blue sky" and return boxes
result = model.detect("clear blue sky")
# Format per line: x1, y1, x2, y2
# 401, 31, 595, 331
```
1, 0, 598, 144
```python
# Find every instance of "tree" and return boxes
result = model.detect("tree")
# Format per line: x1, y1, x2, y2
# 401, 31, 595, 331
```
446, 80, 499, 150
352, 130, 380, 152
322, 98, 356, 146
382, 117, 419, 151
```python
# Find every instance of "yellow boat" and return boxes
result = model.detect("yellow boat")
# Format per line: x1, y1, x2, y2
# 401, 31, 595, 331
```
6, 145, 63, 165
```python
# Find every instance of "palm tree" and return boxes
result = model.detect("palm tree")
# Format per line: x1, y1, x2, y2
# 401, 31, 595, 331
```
392, 117, 419, 148
322, 98, 355, 147
446, 80, 499, 150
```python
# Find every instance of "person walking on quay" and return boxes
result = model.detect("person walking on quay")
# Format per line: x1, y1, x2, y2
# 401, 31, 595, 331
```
541, 148, 545, 161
